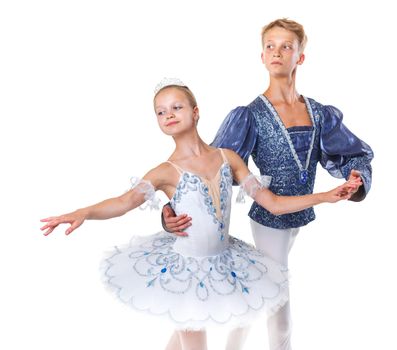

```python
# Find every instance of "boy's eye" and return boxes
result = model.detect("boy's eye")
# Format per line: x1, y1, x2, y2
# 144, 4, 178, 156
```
174, 106, 182, 110
157, 111, 165, 116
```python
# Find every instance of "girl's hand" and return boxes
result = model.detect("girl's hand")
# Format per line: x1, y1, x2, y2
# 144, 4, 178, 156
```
40, 210, 87, 236
347, 169, 362, 195
324, 177, 363, 203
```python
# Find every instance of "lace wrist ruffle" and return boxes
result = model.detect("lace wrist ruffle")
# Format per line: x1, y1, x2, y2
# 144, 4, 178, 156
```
236, 173, 272, 203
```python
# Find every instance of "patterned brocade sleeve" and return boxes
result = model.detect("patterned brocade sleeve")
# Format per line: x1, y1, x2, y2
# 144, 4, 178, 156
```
319, 105, 374, 201
211, 106, 257, 165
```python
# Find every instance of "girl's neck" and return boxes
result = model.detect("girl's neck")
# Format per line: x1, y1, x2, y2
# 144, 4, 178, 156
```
172, 132, 210, 160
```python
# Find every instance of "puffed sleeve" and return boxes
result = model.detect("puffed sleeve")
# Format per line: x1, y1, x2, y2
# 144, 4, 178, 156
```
319, 105, 374, 201
211, 106, 257, 164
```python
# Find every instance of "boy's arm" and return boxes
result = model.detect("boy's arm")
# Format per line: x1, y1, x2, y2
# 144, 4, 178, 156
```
319, 105, 374, 201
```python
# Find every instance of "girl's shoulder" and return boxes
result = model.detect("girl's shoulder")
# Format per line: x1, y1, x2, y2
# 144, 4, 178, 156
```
221, 147, 239, 160
143, 162, 178, 189
220, 148, 246, 169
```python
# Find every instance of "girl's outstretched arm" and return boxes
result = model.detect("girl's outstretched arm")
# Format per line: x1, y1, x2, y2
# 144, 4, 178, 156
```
224, 149, 361, 216
252, 178, 360, 215
40, 166, 165, 236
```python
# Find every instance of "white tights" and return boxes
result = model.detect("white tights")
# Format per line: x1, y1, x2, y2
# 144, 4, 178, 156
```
165, 330, 208, 350
226, 221, 299, 350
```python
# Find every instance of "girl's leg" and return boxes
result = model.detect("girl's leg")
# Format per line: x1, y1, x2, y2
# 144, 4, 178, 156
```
177, 330, 208, 350
250, 219, 299, 350
165, 331, 182, 350
225, 327, 251, 350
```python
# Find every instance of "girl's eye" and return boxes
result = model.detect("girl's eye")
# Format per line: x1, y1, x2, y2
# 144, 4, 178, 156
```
157, 111, 165, 116
283, 45, 292, 50
174, 106, 182, 111
266, 44, 274, 49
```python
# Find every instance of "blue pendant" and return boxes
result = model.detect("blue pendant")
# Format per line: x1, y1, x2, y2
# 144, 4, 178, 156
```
299, 170, 308, 184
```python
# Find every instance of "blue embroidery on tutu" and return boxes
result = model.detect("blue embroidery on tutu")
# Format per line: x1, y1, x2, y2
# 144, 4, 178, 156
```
121, 234, 268, 301
102, 157, 290, 327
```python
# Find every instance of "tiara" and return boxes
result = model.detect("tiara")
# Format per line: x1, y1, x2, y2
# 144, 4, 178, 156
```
154, 77, 187, 95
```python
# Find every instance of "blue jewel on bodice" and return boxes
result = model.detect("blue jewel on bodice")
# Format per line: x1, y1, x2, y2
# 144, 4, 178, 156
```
299, 170, 308, 184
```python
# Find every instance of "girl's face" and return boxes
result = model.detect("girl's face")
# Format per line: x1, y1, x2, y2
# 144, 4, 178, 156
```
154, 87, 199, 136
261, 26, 304, 78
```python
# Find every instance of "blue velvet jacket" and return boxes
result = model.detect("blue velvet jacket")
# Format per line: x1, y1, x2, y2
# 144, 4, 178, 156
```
212, 95, 374, 229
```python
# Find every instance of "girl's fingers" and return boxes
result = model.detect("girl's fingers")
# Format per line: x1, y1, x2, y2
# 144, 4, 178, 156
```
66, 221, 80, 235
40, 222, 59, 231
41, 215, 76, 236
339, 194, 351, 200
43, 227, 55, 236
40, 217, 56, 222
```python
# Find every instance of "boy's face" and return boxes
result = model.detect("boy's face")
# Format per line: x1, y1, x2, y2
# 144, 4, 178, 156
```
261, 26, 304, 77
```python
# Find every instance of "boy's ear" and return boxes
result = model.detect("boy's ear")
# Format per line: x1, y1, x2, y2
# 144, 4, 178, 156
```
297, 53, 305, 65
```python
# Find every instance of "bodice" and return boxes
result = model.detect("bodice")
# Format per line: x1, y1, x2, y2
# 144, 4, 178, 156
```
170, 162, 233, 257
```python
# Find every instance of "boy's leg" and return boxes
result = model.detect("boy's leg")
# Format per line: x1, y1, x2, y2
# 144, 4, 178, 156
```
250, 220, 299, 350
225, 327, 251, 350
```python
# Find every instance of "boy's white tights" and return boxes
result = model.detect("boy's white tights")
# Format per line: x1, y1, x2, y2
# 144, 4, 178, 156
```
226, 221, 299, 350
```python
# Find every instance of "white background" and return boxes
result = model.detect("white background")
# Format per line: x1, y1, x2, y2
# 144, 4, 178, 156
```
1, 0, 396, 349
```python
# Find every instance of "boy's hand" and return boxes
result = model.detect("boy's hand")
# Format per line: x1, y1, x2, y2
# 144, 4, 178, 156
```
163, 205, 191, 237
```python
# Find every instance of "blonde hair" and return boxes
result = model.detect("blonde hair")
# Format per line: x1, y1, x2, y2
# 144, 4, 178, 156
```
261, 18, 307, 53
153, 85, 198, 109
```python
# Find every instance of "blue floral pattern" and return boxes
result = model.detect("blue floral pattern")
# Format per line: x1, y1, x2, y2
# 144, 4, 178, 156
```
105, 233, 275, 302
212, 96, 373, 228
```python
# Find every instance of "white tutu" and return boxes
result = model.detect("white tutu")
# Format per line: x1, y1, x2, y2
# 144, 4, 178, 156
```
102, 231, 288, 330
101, 154, 289, 330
